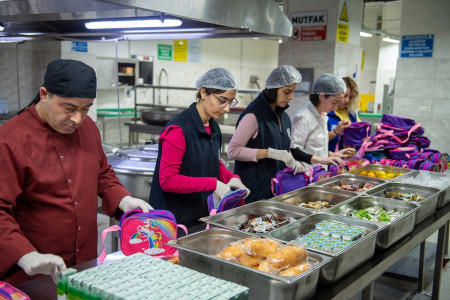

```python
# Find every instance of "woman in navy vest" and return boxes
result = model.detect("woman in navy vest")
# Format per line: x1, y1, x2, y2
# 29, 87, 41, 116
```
328, 76, 361, 151
228, 66, 309, 204
150, 68, 249, 228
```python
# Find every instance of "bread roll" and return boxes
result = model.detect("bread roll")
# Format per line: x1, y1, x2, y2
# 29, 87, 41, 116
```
266, 245, 307, 272
219, 243, 245, 261
279, 262, 313, 276
238, 254, 261, 267
258, 260, 271, 273
243, 238, 280, 258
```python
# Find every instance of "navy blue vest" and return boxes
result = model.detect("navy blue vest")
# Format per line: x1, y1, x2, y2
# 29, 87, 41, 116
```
234, 92, 291, 203
149, 103, 221, 228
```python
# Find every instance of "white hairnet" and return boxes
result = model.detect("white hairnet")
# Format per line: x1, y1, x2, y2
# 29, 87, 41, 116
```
265, 65, 302, 89
195, 68, 238, 90
311, 73, 346, 95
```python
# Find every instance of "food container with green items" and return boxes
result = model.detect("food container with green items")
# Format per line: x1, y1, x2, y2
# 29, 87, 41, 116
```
272, 186, 358, 212
328, 196, 419, 249
168, 228, 330, 300
365, 182, 441, 224
268, 213, 380, 283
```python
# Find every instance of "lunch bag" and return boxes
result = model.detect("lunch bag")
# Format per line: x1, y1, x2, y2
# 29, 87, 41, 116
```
335, 122, 371, 151
329, 164, 350, 176
0, 281, 30, 300
389, 146, 419, 160
271, 168, 309, 196
307, 165, 332, 184
98, 209, 187, 264
207, 189, 247, 214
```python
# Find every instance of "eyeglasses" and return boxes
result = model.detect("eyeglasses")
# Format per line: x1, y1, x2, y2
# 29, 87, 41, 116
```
211, 93, 239, 108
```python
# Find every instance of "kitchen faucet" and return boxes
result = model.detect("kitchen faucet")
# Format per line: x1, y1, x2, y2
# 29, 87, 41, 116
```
158, 68, 169, 105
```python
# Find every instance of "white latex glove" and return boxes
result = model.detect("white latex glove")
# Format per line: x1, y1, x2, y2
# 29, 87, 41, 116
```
17, 251, 66, 284
119, 196, 153, 213
214, 180, 231, 200
267, 148, 291, 163
311, 155, 345, 166
285, 157, 306, 174
227, 177, 251, 198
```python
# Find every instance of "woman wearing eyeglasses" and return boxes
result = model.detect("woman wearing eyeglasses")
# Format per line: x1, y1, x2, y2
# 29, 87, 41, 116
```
149, 68, 249, 228
327, 76, 361, 151
227, 65, 307, 204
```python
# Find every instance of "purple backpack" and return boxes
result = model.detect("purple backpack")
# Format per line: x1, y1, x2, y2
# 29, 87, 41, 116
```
389, 146, 419, 160
307, 165, 332, 183
335, 122, 371, 152
271, 168, 308, 196
207, 189, 247, 214
329, 164, 350, 176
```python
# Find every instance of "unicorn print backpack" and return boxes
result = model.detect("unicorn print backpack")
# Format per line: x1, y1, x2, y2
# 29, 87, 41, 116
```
98, 209, 187, 264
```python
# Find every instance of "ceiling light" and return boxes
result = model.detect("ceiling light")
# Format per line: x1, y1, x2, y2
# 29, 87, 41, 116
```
383, 37, 400, 44
278, 39, 282, 44
19, 32, 44, 36
0, 37, 33, 43
0, 25, 4, 32
253, 37, 259, 40
85, 19, 182, 30
360, 32, 372, 38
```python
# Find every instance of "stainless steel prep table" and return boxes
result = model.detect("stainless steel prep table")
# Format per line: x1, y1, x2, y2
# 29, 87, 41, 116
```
16, 204, 450, 300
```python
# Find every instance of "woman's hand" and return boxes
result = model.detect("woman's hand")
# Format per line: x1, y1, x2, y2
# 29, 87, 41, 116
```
311, 155, 344, 166
335, 120, 351, 134
331, 148, 356, 158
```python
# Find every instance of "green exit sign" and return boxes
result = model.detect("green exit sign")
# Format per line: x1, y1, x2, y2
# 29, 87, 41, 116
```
158, 44, 172, 61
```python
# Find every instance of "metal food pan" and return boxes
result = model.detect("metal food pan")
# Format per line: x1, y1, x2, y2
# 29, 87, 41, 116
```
329, 196, 418, 249
365, 182, 440, 224
271, 186, 358, 212
393, 170, 450, 208
312, 173, 386, 193
168, 228, 330, 300
349, 165, 415, 180
268, 213, 380, 283
199, 200, 313, 237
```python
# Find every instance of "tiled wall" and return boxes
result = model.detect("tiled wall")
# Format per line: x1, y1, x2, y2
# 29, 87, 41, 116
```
393, 58, 450, 153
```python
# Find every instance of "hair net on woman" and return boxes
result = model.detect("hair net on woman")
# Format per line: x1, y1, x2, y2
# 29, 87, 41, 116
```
265, 65, 302, 89
195, 68, 238, 90
311, 73, 346, 95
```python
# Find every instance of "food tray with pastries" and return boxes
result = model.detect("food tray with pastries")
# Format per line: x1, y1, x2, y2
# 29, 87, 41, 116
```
271, 186, 358, 212
365, 182, 441, 224
312, 173, 386, 193
268, 213, 381, 283
328, 196, 418, 249
199, 200, 313, 236
168, 228, 330, 300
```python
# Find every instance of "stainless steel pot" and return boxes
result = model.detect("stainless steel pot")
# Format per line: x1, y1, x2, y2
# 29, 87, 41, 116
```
107, 145, 158, 200
102, 142, 120, 157
141, 106, 185, 126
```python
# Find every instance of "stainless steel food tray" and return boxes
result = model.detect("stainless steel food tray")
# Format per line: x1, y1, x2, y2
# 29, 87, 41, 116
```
349, 165, 415, 180
271, 186, 358, 212
329, 196, 419, 249
268, 213, 380, 283
393, 170, 450, 208
199, 200, 313, 237
312, 173, 386, 193
168, 228, 330, 300
365, 182, 440, 224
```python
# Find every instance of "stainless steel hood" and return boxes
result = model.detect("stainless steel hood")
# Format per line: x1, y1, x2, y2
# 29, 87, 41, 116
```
0, 0, 292, 40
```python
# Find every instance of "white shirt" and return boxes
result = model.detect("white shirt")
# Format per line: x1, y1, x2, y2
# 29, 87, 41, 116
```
290, 102, 329, 164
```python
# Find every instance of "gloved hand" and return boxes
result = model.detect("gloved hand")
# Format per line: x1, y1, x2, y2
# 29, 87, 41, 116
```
311, 155, 345, 166
267, 148, 291, 163
285, 157, 306, 174
17, 251, 66, 284
119, 196, 153, 213
214, 180, 231, 200
227, 177, 251, 198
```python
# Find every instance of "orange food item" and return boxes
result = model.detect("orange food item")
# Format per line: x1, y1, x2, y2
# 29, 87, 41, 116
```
266, 245, 307, 272
218, 243, 245, 261
238, 254, 262, 267
279, 262, 313, 276
243, 238, 280, 258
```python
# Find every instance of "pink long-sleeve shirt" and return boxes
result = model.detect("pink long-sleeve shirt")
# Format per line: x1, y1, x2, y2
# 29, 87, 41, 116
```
227, 113, 259, 161
159, 125, 238, 193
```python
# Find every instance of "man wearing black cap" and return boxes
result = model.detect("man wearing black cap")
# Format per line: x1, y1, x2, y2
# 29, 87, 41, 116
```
0, 59, 151, 285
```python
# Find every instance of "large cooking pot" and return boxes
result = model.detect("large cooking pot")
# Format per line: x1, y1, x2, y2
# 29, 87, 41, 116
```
107, 145, 159, 200
140, 106, 185, 126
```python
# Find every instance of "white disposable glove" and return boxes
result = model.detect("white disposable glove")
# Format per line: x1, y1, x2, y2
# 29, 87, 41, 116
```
267, 148, 291, 163
286, 159, 306, 174
119, 196, 153, 213
227, 177, 251, 198
17, 251, 66, 284
212, 180, 232, 206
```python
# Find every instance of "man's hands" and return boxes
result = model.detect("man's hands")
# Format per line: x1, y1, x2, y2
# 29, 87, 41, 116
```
119, 196, 153, 213
17, 251, 66, 284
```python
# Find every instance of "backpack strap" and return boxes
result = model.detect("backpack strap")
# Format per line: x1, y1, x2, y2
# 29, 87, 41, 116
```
98, 225, 121, 264
206, 209, 218, 230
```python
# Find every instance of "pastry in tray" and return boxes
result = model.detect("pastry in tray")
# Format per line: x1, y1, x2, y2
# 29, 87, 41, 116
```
333, 182, 374, 192
299, 201, 330, 210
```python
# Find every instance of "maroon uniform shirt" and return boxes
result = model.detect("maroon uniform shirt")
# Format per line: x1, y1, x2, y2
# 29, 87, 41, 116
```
0, 104, 130, 284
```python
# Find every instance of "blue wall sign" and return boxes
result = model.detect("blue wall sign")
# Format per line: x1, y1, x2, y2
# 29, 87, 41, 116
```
71, 41, 88, 53
400, 34, 434, 58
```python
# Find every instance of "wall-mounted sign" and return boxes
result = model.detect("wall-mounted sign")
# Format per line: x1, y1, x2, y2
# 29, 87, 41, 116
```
174, 40, 188, 62
336, 23, 349, 43
188, 40, 202, 63
71, 41, 88, 53
400, 34, 434, 58
158, 44, 172, 61
290, 11, 327, 41
339, 1, 349, 22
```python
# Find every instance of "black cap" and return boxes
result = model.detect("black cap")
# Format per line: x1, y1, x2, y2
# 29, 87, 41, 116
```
25, 59, 97, 110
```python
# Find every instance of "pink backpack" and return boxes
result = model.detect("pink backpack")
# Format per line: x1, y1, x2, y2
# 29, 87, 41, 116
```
99, 209, 187, 264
